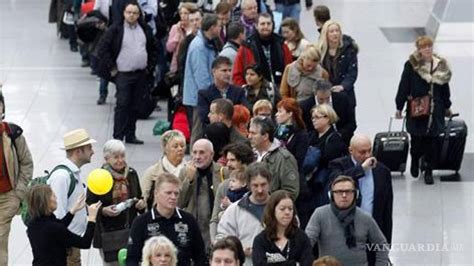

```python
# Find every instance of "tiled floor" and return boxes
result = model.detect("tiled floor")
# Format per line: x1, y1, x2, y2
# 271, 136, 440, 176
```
1, 0, 473, 265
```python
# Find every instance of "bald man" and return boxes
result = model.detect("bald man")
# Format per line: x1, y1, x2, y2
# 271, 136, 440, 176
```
328, 134, 393, 265
178, 139, 228, 249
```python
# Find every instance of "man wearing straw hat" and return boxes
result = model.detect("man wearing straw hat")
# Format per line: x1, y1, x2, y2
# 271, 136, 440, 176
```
0, 88, 34, 266
47, 128, 96, 265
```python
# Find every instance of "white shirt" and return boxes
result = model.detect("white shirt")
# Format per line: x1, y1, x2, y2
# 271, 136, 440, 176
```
47, 159, 87, 235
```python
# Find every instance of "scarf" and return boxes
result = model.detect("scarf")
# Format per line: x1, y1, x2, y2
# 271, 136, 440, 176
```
330, 199, 357, 248
226, 186, 249, 202
275, 124, 295, 145
196, 165, 215, 215
103, 163, 129, 204
162, 156, 185, 178
409, 52, 452, 85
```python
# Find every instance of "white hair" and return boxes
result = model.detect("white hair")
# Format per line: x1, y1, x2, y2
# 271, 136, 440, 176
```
193, 138, 214, 153
241, 0, 256, 8
141, 236, 178, 266
103, 139, 126, 158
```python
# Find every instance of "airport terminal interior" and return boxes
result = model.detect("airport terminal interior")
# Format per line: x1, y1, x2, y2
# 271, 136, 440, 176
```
0, 0, 473, 265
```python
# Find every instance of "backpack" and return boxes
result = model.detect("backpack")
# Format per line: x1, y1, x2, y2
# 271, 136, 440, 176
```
20, 165, 77, 226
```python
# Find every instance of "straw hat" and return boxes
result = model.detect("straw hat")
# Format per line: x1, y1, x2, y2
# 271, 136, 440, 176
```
62, 128, 97, 150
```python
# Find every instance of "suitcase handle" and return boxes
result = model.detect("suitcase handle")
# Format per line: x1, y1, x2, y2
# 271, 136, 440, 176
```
388, 116, 406, 133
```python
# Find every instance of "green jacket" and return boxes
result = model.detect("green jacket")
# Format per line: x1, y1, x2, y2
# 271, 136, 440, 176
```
261, 142, 299, 200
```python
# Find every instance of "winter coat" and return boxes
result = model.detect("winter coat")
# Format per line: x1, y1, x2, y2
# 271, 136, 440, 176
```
261, 142, 299, 199
252, 229, 313, 266
280, 60, 329, 101
197, 84, 249, 125
86, 167, 143, 256
219, 41, 240, 67
321, 34, 358, 107
233, 33, 293, 86
96, 21, 158, 82
395, 52, 452, 136
217, 194, 265, 265
183, 30, 219, 106
2, 122, 33, 201
274, 0, 313, 8
243, 82, 281, 114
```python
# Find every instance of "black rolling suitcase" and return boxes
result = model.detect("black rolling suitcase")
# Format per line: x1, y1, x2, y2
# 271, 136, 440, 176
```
433, 114, 467, 172
373, 117, 410, 173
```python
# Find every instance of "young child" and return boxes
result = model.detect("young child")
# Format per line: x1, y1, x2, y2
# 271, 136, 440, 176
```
219, 170, 248, 219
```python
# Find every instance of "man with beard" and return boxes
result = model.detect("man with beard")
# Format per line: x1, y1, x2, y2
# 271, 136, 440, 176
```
233, 13, 292, 87
305, 175, 389, 265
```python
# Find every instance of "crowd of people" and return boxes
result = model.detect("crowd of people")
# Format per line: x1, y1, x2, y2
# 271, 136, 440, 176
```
0, 0, 455, 265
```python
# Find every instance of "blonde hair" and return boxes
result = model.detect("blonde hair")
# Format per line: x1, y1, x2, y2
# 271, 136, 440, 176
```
317, 20, 343, 61
298, 44, 321, 63
252, 99, 273, 115
141, 236, 178, 266
160, 130, 186, 152
415, 35, 433, 49
311, 103, 339, 124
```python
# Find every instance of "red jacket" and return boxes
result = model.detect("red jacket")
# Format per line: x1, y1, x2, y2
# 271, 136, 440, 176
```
232, 36, 293, 86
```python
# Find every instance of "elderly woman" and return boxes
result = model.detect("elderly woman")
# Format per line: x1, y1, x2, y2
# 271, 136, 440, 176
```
27, 185, 101, 266
252, 190, 313, 266
86, 139, 145, 265
299, 104, 346, 228
280, 45, 329, 101
395, 36, 452, 185
142, 130, 186, 208
318, 20, 358, 108
166, 3, 198, 74
141, 236, 178, 266
281, 18, 310, 60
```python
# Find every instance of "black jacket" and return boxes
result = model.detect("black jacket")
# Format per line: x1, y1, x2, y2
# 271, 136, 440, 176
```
284, 127, 309, 172
126, 207, 206, 266
395, 55, 451, 136
322, 34, 358, 107
86, 167, 143, 249
274, 0, 312, 8
27, 213, 95, 266
300, 92, 357, 146
198, 84, 249, 125
97, 21, 158, 82
308, 126, 347, 169
252, 229, 313, 266
328, 156, 393, 244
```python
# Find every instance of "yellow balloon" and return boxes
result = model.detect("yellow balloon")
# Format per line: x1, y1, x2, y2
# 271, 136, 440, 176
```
87, 169, 113, 195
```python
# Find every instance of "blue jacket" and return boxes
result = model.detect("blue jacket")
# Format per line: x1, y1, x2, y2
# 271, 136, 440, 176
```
183, 31, 218, 107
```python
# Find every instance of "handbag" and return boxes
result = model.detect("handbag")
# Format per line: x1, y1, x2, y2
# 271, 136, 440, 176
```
408, 94, 430, 118
101, 228, 130, 253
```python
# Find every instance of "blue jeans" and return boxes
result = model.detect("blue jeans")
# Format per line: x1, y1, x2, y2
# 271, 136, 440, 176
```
99, 78, 109, 97
275, 3, 301, 23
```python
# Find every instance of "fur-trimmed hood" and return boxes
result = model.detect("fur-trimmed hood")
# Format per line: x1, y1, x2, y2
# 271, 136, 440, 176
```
409, 52, 452, 85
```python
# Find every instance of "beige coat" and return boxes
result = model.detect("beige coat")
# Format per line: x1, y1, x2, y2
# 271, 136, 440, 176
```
2, 124, 34, 201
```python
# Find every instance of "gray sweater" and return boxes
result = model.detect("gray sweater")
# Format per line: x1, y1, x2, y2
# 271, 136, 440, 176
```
305, 205, 389, 266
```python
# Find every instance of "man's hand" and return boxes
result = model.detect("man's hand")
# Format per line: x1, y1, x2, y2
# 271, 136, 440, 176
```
361, 157, 377, 171
395, 110, 403, 119
331, 85, 344, 92
102, 205, 121, 217
445, 108, 453, 117
220, 197, 231, 209
135, 199, 146, 210
244, 247, 252, 257
185, 162, 197, 183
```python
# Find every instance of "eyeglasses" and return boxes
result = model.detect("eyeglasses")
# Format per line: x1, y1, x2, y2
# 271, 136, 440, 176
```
311, 115, 327, 121
332, 189, 356, 195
